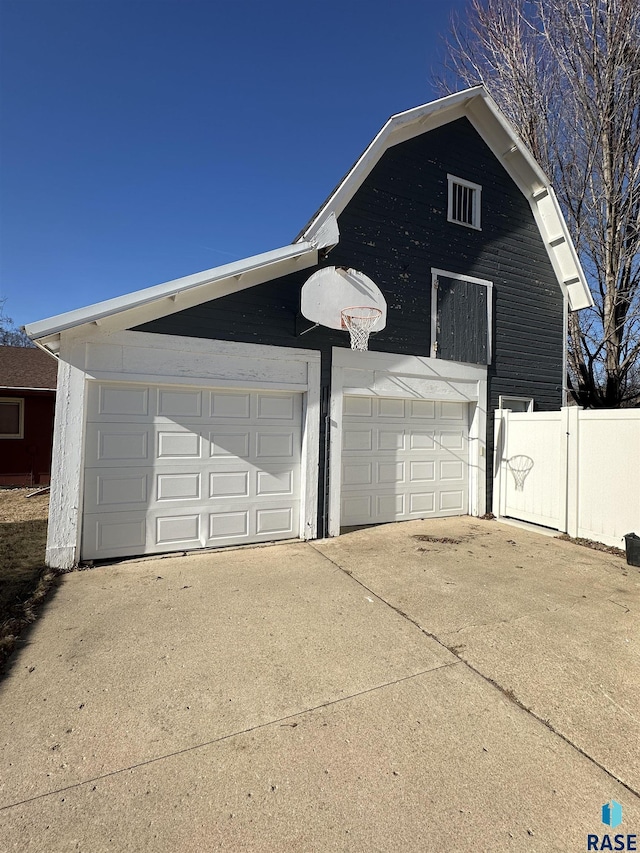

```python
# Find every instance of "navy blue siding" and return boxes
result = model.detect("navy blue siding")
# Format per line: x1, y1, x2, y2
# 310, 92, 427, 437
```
134, 117, 564, 524
436, 276, 488, 365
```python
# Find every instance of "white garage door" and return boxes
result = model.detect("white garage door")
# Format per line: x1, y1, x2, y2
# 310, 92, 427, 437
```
341, 395, 469, 526
82, 382, 302, 559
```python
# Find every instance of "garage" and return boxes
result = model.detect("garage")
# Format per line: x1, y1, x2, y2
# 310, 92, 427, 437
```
329, 346, 487, 535
81, 381, 303, 559
340, 395, 469, 527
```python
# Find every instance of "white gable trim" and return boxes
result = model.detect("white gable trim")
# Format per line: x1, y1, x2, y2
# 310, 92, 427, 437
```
298, 87, 592, 312
26, 214, 339, 350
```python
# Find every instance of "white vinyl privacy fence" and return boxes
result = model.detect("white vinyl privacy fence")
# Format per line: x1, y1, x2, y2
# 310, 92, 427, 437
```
493, 407, 640, 548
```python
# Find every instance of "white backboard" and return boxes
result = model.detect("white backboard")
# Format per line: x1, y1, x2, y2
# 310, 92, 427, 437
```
301, 267, 387, 331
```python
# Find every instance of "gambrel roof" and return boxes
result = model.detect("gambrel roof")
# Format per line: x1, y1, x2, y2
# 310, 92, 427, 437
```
26, 86, 592, 353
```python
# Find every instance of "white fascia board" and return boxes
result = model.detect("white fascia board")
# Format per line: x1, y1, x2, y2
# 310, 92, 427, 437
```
299, 86, 592, 313
25, 230, 338, 344
465, 94, 593, 312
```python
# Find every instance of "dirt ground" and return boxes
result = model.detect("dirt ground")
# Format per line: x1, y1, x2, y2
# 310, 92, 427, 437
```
0, 488, 50, 638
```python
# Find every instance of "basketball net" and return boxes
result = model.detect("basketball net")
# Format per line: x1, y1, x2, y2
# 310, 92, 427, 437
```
341, 307, 382, 351
507, 455, 534, 491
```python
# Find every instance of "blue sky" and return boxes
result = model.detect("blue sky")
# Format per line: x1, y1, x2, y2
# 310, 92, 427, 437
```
1, 0, 469, 329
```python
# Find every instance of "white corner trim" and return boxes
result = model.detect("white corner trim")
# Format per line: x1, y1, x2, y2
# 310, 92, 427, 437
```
329, 347, 487, 536
300, 357, 321, 539
46, 336, 89, 569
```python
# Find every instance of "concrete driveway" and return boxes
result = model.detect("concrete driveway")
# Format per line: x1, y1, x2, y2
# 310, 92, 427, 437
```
1, 518, 639, 851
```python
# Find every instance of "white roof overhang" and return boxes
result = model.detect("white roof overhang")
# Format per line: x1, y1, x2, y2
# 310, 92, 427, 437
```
25, 213, 339, 352
26, 87, 591, 353
298, 86, 593, 312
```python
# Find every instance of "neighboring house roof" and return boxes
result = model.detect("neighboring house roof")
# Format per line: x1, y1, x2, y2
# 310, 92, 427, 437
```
0, 345, 58, 390
25, 86, 593, 353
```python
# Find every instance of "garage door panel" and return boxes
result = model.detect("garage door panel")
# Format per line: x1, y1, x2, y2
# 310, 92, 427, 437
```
210, 391, 251, 419
208, 510, 249, 541
256, 506, 294, 535
379, 398, 405, 418
377, 494, 404, 517
342, 428, 373, 452
98, 385, 150, 418
440, 401, 466, 420
84, 469, 150, 512
82, 384, 303, 559
341, 395, 469, 527
341, 495, 371, 522
85, 425, 151, 466
256, 393, 297, 420
377, 461, 404, 484
440, 460, 465, 481
440, 490, 466, 512
439, 430, 465, 450
81, 512, 148, 558
95, 472, 147, 508
377, 429, 405, 451
343, 396, 373, 418
409, 492, 435, 514
158, 388, 203, 418
410, 400, 436, 419
342, 462, 373, 486
256, 469, 294, 496
157, 429, 202, 459
209, 470, 249, 498
410, 431, 435, 450
255, 430, 296, 459
410, 460, 435, 481
156, 472, 201, 501
209, 430, 251, 459
156, 513, 201, 546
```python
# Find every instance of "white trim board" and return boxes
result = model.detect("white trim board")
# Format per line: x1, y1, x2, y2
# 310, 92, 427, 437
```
25, 214, 339, 348
328, 347, 487, 536
45, 331, 321, 569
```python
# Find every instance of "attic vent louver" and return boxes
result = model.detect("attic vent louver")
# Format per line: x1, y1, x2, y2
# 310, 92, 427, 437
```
447, 174, 482, 230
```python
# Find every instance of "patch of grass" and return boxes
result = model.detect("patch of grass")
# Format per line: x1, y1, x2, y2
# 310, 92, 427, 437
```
0, 488, 58, 673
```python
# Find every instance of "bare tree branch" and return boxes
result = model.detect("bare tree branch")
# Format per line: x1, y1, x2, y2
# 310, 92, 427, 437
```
436, 0, 640, 406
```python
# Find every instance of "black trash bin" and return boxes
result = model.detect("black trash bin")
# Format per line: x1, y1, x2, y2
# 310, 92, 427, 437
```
624, 533, 640, 567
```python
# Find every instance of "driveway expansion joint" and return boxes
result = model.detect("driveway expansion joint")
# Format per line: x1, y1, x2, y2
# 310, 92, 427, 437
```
310, 542, 640, 802
0, 659, 461, 814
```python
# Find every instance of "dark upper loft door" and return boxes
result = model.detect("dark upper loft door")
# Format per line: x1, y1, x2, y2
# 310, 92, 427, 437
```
434, 275, 488, 365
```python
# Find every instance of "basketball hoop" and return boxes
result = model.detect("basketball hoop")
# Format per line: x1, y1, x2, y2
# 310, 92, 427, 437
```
341, 306, 382, 351
507, 455, 534, 491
